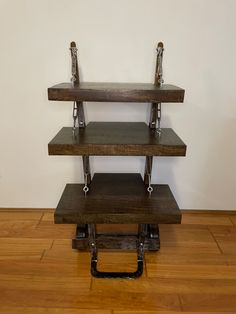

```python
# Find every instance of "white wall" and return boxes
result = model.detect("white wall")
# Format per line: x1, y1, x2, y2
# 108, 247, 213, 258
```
0, 0, 236, 209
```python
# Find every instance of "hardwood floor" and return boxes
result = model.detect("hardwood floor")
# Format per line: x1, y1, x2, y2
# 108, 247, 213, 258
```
0, 209, 235, 313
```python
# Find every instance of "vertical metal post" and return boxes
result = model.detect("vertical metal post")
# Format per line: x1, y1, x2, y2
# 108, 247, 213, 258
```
144, 42, 164, 192
88, 224, 97, 263
144, 155, 153, 186
149, 103, 158, 129
155, 42, 164, 87
137, 224, 147, 261
70, 41, 80, 86
77, 101, 86, 128
70, 41, 91, 193
83, 155, 91, 189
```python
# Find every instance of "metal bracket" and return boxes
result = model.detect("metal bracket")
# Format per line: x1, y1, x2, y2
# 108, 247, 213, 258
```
88, 224, 146, 279
144, 156, 153, 194
72, 101, 86, 131
149, 103, 158, 129
70, 42, 86, 131
77, 101, 86, 128
148, 224, 160, 240
75, 224, 88, 239
157, 102, 162, 134
70, 42, 91, 195
70, 42, 79, 86
155, 42, 164, 87
149, 103, 162, 133
82, 155, 91, 194
144, 42, 165, 192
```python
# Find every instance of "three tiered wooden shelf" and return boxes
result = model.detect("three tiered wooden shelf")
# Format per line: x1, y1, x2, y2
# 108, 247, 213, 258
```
48, 42, 186, 279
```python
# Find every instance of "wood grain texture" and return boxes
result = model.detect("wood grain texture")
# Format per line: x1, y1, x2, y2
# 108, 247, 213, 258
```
48, 123, 187, 156
0, 289, 181, 311
93, 277, 236, 295
0, 209, 235, 313
180, 294, 236, 312
55, 173, 181, 224
159, 224, 219, 249
208, 225, 236, 254
181, 213, 233, 225
48, 82, 185, 103
230, 215, 236, 225
146, 264, 236, 279
0, 308, 111, 314
0, 238, 52, 261
114, 312, 236, 314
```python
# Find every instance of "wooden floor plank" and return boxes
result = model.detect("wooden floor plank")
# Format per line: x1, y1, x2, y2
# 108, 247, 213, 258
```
230, 215, 236, 225
97, 252, 146, 274
41, 212, 54, 222
154, 245, 221, 254
0, 210, 235, 313
0, 289, 181, 311
208, 225, 236, 254
0, 218, 75, 240
31, 224, 75, 239
0, 220, 39, 237
6, 224, 75, 239
92, 277, 236, 295
181, 213, 233, 225
0, 260, 91, 283
0, 211, 43, 220
0, 273, 90, 291
43, 248, 147, 275
159, 224, 220, 250
42, 248, 91, 276
146, 264, 236, 279
145, 250, 226, 265
113, 311, 235, 314
0, 238, 52, 260
0, 307, 111, 314
180, 294, 236, 312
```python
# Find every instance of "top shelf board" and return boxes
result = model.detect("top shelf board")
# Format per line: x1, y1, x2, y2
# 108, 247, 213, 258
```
48, 82, 185, 103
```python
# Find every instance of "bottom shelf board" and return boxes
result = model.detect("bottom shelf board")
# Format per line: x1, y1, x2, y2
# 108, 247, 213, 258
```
55, 173, 181, 224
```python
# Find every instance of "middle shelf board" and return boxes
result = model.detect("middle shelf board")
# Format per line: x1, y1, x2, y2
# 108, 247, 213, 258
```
55, 173, 181, 225
48, 122, 186, 156
48, 82, 185, 103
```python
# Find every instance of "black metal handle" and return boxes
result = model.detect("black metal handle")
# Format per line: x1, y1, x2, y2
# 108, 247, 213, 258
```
88, 224, 146, 279
91, 259, 143, 279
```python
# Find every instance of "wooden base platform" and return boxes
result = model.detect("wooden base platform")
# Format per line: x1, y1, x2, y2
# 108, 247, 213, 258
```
48, 122, 186, 156
55, 173, 181, 225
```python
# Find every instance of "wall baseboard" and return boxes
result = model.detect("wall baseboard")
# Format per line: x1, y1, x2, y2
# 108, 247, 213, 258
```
0, 208, 235, 214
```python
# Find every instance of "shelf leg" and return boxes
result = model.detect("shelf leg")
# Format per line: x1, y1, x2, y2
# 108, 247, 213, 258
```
82, 155, 91, 187
144, 156, 153, 186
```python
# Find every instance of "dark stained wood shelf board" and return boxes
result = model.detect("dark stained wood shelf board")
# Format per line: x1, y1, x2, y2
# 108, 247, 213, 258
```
48, 122, 186, 156
48, 82, 185, 103
55, 173, 181, 224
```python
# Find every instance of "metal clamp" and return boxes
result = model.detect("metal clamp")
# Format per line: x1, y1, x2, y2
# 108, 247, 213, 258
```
83, 173, 89, 195
157, 102, 162, 135
72, 102, 78, 130
155, 42, 164, 86
147, 174, 153, 194
70, 44, 78, 85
